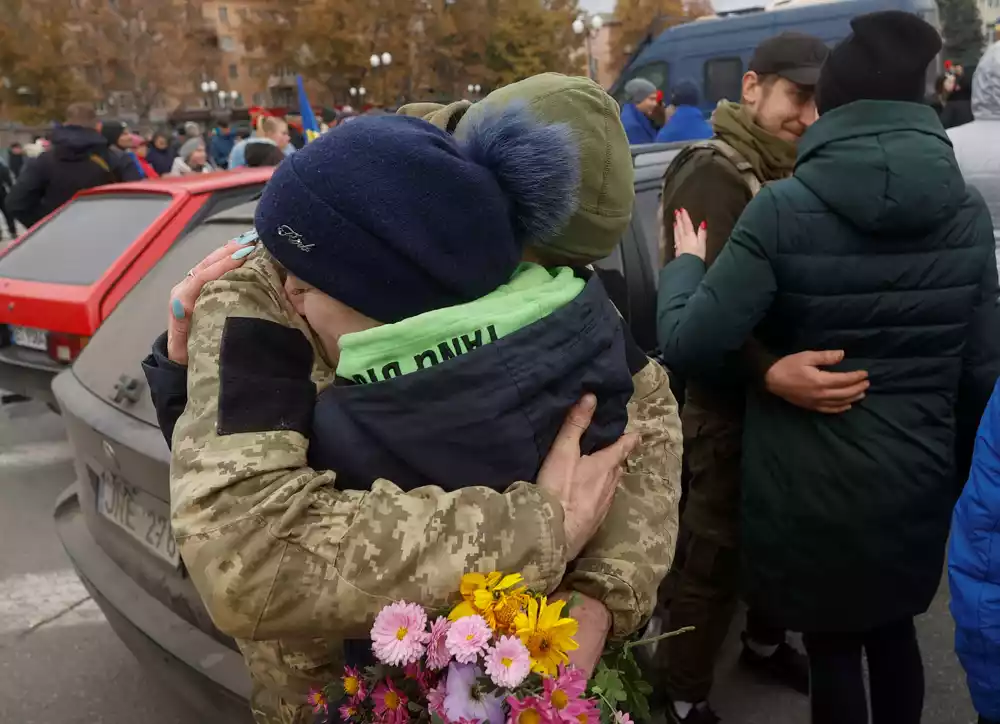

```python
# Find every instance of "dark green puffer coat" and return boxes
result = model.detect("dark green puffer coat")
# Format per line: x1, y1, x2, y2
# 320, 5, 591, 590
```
657, 100, 1000, 633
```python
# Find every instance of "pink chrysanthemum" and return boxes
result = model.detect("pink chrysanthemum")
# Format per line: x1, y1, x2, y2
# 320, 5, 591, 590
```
484, 635, 532, 688
371, 601, 429, 666
340, 703, 359, 721
427, 616, 453, 671
307, 689, 328, 714
446, 614, 492, 664
343, 666, 367, 702
374, 679, 409, 724
507, 695, 555, 724
571, 698, 601, 724
427, 682, 448, 720
543, 668, 591, 724
613, 712, 633, 724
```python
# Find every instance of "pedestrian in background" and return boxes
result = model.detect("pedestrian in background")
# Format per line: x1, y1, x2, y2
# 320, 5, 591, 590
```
621, 77, 660, 144
209, 121, 236, 170
928, 72, 956, 117
0, 158, 16, 238
656, 30, 830, 724
948, 42, 1000, 271
659, 12, 999, 724
130, 134, 159, 179
169, 138, 212, 176
7, 103, 141, 229
656, 81, 712, 143
942, 65, 975, 128
146, 131, 175, 176
243, 141, 286, 167
228, 115, 292, 169
7, 142, 24, 179
100, 120, 132, 154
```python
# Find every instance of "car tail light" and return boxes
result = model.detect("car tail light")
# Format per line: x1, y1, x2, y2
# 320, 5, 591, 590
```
47, 332, 90, 364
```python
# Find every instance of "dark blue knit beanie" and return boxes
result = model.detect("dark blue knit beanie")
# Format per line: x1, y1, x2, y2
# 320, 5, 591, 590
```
255, 110, 579, 323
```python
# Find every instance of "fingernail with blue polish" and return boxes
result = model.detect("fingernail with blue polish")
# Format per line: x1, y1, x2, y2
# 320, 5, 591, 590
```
171, 298, 185, 320
231, 246, 255, 260
234, 229, 258, 245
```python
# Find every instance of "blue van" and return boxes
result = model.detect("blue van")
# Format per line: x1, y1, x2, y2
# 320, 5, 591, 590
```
611, 0, 941, 115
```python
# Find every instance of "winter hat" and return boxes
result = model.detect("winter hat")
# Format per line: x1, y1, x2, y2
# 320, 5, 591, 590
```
624, 78, 657, 105
396, 100, 473, 132
816, 11, 942, 115
100, 121, 128, 149
130, 133, 147, 148
178, 137, 204, 163
455, 73, 634, 263
255, 111, 580, 324
671, 81, 700, 107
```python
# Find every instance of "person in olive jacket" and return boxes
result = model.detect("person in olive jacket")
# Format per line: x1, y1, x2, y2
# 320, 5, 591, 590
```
658, 12, 1000, 724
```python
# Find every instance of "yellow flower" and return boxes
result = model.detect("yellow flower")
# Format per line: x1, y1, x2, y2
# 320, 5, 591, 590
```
514, 596, 579, 676
450, 572, 529, 633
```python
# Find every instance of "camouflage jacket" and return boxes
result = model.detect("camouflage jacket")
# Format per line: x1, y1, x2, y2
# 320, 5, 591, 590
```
170, 250, 681, 724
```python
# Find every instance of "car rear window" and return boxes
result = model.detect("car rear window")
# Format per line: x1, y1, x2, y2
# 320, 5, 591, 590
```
0, 194, 173, 286
72, 216, 255, 426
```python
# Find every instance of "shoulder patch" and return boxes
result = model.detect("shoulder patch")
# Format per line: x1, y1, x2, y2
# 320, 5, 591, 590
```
218, 316, 316, 436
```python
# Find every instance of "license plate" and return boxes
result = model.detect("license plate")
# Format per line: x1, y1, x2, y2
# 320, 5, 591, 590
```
96, 469, 180, 567
10, 325, 47, 351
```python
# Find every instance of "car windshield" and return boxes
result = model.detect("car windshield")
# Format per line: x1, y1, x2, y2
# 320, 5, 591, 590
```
0, 194, 173, 286
72, 206, 255, 426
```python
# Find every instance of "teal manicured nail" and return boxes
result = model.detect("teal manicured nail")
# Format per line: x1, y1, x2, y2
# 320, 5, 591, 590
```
171, 298, 185, 320
231, 246, 255, 260
234, 229, 258, 245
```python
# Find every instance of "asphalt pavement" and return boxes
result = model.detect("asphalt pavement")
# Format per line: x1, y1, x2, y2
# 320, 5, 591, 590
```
0, 398, 979, 723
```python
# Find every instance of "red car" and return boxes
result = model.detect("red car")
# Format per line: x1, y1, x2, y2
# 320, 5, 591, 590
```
0, 170, 271, 404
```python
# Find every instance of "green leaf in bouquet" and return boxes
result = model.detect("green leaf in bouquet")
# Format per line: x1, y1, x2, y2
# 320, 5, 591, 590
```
407, 702, 424, 713
592, 664, 627, 704
431, 714, 447, 724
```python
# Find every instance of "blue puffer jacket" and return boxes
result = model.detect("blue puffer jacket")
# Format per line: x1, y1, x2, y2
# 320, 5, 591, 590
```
656, 105, 712, 143
950, 378, 1000, 721
621, 103, 657, 145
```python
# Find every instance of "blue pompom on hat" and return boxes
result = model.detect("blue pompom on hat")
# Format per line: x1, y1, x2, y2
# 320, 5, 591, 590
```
255, 110, 580, 324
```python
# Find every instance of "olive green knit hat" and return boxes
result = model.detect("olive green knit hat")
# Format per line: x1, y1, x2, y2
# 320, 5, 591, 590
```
455, 74, 633, 263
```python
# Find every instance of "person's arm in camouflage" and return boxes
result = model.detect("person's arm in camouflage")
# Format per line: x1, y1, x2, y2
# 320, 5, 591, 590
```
561, 356, 682, 638
171, 252, 570, 642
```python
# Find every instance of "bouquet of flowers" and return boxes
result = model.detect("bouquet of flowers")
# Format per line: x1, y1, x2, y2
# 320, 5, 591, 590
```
312, 571, 686, 724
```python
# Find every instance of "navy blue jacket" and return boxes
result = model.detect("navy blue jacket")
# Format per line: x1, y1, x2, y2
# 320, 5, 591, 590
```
655, 106, 712, 144
621, 104, 657, 145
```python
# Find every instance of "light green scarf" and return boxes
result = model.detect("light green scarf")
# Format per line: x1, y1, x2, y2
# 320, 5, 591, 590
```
337, 263, 585, 384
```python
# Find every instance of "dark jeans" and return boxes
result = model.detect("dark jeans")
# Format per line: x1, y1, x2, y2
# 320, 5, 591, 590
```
803, 618, 924, 724
0, 191, 15, 236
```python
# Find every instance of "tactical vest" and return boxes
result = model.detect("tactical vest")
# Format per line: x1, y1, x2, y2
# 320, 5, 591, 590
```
657, 139, 764, 267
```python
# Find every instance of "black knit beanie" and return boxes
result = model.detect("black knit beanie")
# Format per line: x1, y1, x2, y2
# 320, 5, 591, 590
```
816, 11, 942, 115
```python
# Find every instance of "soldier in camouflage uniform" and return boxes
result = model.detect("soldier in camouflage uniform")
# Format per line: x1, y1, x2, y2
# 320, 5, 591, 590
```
152, 77, 681, 724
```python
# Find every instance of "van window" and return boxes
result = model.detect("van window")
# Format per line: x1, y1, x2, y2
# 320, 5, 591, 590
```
616, 62, 670, 106
704, 57, 744, 104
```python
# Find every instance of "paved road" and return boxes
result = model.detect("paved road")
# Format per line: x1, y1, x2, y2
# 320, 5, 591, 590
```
0, 399, 979, 723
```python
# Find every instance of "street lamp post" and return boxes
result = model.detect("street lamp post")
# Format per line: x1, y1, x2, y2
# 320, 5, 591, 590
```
572, 14, 604, 81
200, 79, 219, 109
369, 51, 393, 105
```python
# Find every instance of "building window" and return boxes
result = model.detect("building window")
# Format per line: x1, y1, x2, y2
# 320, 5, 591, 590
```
229, 63, 239, 79
252, 91, 265, 105
704, 57, 744, 105
220, 35, 236, 51
219, 5, 228, 23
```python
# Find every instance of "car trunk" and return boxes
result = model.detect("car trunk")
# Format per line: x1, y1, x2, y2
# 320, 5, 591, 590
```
58, 204, 256, 647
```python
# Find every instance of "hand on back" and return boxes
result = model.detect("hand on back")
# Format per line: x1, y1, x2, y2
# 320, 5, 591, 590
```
766, 350, 870, 414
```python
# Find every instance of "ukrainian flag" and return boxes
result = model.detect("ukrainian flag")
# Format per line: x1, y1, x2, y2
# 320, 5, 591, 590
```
296, 75, 321, 142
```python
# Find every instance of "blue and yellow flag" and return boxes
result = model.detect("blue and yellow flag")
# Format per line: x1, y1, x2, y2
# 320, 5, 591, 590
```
296, 75, 321, 142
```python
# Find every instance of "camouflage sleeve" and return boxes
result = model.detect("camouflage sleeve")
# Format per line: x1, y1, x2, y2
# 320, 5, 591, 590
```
171, 251, 568, 642
561, 357, 682, 638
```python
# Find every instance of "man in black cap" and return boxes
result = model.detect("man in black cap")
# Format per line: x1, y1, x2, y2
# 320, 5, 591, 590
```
657, 31, 874, 724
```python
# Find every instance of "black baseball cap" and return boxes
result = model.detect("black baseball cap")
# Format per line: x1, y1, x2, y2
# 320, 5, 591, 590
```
748, 32, 830, 86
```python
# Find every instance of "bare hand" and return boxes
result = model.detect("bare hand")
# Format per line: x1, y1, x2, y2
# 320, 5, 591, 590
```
553, 592, 610, 678
167, 235, 258, 365
672, 208, 706, 261
765, 350, 870, 413
537, 394, 639, 561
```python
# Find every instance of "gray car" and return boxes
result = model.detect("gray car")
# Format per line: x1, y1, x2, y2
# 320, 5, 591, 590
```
52, 143, 682, 719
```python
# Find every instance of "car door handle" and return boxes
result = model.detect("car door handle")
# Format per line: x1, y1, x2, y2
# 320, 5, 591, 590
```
112, 374, 143, 405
